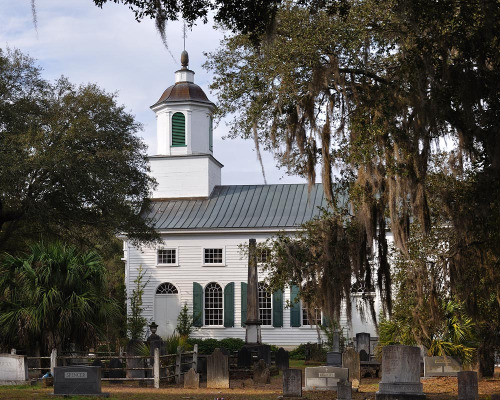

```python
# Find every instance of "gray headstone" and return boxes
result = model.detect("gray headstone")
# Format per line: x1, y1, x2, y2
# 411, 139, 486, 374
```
207, 348, 229, 389
54, 366, 109, 396
0, 354, 29, 384
184, 367, 200, 389
253, 359, 270, 384
283, 368, 302, 397
257, 344, 271, 366
332, 331, 341, 352
327, 351, 342, 367
338, 380, 353, 400
108, 358, 125, 384
304, 366, 348, 391
424, 356, 461, 377
376, 345, 425, 400
356, 332, 370, 360
237, 347, 252, 368
126, 340, 145, 380
458, 371, 478, 400
276, 348, 290, 371
342, 347, 360, 388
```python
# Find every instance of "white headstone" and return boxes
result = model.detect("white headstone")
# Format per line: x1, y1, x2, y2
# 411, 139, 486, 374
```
424, 356, 461, 377
304, 366, 348, 391
0, 354, 29, 384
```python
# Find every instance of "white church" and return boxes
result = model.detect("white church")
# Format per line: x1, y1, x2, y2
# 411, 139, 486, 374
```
122, 51, 380, 346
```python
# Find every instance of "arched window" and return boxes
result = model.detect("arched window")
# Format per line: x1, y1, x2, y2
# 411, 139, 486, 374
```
156, 282, 178, 294
172, 112, 186, 147
258, 282, 272, 326
204, 282, 223, 326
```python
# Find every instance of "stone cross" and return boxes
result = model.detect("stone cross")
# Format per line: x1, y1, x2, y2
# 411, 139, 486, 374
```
245, 238, 261, 344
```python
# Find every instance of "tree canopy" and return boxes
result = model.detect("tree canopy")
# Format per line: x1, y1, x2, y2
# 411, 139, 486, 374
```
0, 48, 158, 253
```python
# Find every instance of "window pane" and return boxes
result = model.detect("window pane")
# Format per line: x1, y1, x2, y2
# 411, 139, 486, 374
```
204, 248, 223, 264
204, 282, 223, 325
302, 307, 321, 326
258, 282, 272, 326
158, 249, 176, 264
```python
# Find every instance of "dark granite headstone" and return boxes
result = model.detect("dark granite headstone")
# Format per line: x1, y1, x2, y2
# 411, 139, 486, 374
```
458, 371, 478, 400
356, 332, 370, 360
253, 359, 270, 384
53, 366, 109, 397
108, 358, 125, 384
342, 348, 360, 389
332, 331, 341, 352
359, 349, 369, 362
327, 351, 342, 367
283, 368, 302, 397
338, 380, 352, 400
207, 348, 229, 389
184, 367, 200, 389
237, 347, 252, 368
257, 344, 271, 366
91, 359, 103, 367
276, 347, 289, 371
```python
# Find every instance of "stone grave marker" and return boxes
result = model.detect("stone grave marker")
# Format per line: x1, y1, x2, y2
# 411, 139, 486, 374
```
376, 345, 425, 400
338, 380, 352, 400
253, 359, 270, 384
0, 354, 29, 385
342, 347, 360, 389
356, 332, 371, 361
326, 351, 342, 367
108, 358, 125, 384
207, 348, 229, 389
424, 356, 461, 377
458, 371, 478, 400
257, 344, 271, 366
237, 347, 252, 368
304, 366, 348, 391
332, 331, 341, 352
184, 367, 200, 389
53, 366, 109, 397
126, 340, 145, 381
276, 348, 289, 371
283, 368, 302, 398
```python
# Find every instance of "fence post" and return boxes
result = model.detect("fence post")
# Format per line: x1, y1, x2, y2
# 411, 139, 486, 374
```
175, 346, 181, 384
154, 348, 160, 389
50, 348, 57, 375
192, 344, 198, 371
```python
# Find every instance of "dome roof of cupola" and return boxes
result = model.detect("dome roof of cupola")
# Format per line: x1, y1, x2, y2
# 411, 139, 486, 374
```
153, 81, 214, 106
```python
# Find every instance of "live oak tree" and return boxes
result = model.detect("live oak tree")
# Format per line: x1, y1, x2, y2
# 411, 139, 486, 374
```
0, 48, 158, 254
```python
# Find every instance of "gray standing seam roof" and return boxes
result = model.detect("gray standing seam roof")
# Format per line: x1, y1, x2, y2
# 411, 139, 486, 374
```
145, 184, 339, 230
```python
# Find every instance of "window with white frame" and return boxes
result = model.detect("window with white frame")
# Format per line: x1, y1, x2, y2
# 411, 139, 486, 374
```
257, 248, 269, 263
204, 282, 223, 325
156, 282, 178, 294
157, 248, 177, 265
203, 248, 224, 265
302, 306, 321, 326
258, 282, 272, 326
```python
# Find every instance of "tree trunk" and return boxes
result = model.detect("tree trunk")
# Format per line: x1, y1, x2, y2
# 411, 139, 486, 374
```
478, 341, 495, 378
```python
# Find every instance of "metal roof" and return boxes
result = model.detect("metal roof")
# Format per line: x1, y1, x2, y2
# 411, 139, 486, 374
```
145, 184, 338, 231
152, 82, 214, 107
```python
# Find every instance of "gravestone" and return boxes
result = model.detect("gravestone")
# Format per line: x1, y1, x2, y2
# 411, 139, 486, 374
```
237, 347, 252, 368
356, 332, 371, 361
276, 348, 290, 371
257, 344, 271, 366
342, 348, 360, 389
424, 356, 461, 377
53, 366, 109, 397
207, 348, 229, 389
338, 380, 353, 400
283, 368, 302, 398
253, 359, 270, 384
108, 358, 125, 384
184, 367, 200, 389
458, 371, 478, 400
304, 366, 348, 391
126, 340, 145, 381
327, 351, 342, 367
376, 345, 425, 400
0, 354, 29, 385
332, 331, 341, 352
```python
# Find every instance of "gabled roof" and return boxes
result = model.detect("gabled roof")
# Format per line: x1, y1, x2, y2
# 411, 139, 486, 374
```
145, 184, 337, 231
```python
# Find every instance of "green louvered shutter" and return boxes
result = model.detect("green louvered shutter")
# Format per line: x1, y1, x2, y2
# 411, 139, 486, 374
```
290, 285, 301, 327
193, 282, 203, 327
172, 112, 186, 146
272, 289, 283, 327
224, 282, 234, 327
209, 117, 213, 151
241, 282, 247, 327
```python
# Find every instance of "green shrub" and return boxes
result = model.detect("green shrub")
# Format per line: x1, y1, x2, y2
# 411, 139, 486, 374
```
289, 342, 326, 361
185, 337, 245, 354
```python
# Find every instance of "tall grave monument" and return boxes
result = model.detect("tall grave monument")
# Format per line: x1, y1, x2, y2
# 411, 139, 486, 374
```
245, 238, 261, 344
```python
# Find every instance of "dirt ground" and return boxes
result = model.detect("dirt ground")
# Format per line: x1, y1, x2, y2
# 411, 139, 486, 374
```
1, 368, 499, 400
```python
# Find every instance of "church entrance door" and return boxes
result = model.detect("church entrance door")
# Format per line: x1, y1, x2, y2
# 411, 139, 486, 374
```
154, 282, 180, 338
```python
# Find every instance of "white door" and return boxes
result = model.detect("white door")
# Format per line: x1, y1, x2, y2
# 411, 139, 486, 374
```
154, 282, 181, 338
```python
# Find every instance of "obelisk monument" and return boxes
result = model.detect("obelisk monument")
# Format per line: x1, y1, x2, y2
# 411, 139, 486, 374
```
245, 238, 262, 344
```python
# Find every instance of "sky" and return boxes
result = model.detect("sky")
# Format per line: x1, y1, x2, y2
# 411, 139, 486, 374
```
0, 0, 308, 185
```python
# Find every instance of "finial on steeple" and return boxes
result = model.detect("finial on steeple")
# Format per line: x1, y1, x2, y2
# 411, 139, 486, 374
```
181, 50, 189, 69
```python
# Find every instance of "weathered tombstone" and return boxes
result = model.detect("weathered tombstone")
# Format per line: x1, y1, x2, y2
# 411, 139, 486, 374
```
332, 331, 341, 352
283, 368, 302, 398
53, 366, 109, 397
184, 367, 200, 389
424, 356, 461, 377
253, 359, 270, 384
304, 366, 348, 391
207, 348, 229, 389
0, 354, 29, 385
126, 340, 145, 381
356, 332, 371, 361
276, 347, 290, 371
338, 380, 353, 400
458, 371, 478, 400
342, 347, 360, 389
257, 344, 271, 366
326, 351, 342, 367
108, 358, 125, 384
376, 345, 425, 400
237, 347, 252, 368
